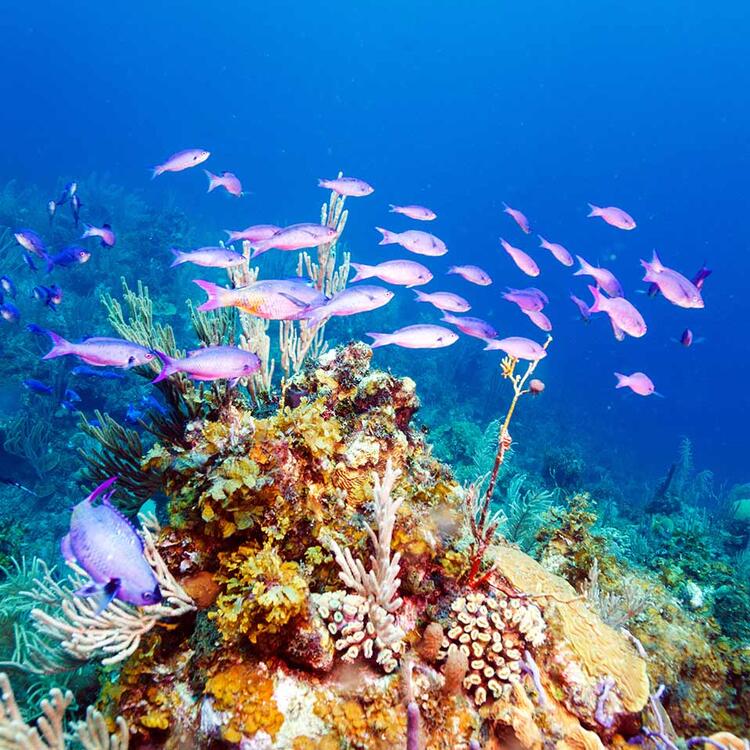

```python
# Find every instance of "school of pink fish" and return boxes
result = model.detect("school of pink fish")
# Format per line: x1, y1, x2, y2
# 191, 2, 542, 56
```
29, 148, 712, 403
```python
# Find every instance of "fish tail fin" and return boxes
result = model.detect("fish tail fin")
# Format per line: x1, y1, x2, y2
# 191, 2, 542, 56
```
151, 166, 163, 180
388, 204, 397, 213
151, 350, 177, 383
250, 242, 269, 258
651, 249, 664, 272
42, 330, 73, 359
193, 279, 230, 311
375, 227, 398, 245
317, 179, 330, 189
587, 203, 601, 217
205, 169, 219, 192
502, 201, 510, 211
439, 314, 457, 325
366, 332, 392, 348
224, 230, 237, 242
614, 372, 629, 389
349, 262, 375, 282
537, 235, 547, 247
169, 248, 186, 267
587, 285, 604, 313
574, 255, 594, 277
413, 290, 429, 302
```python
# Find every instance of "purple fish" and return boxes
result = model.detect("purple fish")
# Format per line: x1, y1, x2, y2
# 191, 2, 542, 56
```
523, 309, 552, 332
14, 229, 47, 258
484, 337, 547, 361
500, 239, 539, 277
224, 224, 281, 244
82, 223, 116, 248
502, 287, 548, 312
318, 176, 374, 197
23, 378, 53, 395
170, 246, 245, 269
0, 276, 16, 298
350, 259, 432, 287
691, 264, 712, 292
502, 203, 531, 234
574, 255, 624, 298
447, 265, 492, 286
441, 314, 498, 340
62, 477, 162, 610
538, 236, 574, 267
152, 148, 210, 178
0, 303, 20, 323
43, 332, 156, 367
413, 290, 471, 313
614, 371, 656, 396
152, 346, 261, 383
641, 251, 704, 309
367, 324, 458, 349
588, 286, 646, 339
389, 204, 436, 221
679, 328, 693, 347
46, 245, 91, 272
587, 203, 636, 230
375, 227, 448, 257
205, 170, 242, 196
251, 223, 339, 257
300, 285, 394, 328
570, 294, 591, 321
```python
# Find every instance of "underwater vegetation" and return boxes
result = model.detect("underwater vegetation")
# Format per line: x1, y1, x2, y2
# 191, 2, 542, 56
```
0, 177, 747, 750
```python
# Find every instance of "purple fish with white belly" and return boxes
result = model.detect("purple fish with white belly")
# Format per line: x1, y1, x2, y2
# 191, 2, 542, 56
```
61, 477, 162, 611
152, 346, 261, 383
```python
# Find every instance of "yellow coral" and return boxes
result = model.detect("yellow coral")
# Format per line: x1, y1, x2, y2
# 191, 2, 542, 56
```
205, 662, 283, 743
210, 544, 309, 643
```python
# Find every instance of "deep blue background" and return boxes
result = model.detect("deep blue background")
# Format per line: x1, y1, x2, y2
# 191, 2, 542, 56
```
1, 1, 748, 481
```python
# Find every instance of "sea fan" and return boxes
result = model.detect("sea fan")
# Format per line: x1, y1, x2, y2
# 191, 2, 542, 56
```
499, 472, 556, 552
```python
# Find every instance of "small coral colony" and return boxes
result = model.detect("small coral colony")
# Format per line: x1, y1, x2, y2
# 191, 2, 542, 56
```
0, 147, 744, 750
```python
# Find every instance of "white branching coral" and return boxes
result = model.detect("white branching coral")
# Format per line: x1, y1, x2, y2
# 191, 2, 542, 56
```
27, 522, 194, 667
0, 673, 129, 750
315, 459, 405, 672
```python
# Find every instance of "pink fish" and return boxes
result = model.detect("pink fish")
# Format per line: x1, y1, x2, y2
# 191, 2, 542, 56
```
523, 309, 552, 332
350, 259, 432, 287
375, 227, 447, 257
43, 332, 155, 368
251, 223, 339, 257
367, 324, 458, 349
389, 204, 437, 221
614, 371, 656, 397
447, 265, 492, 286
502, 203, 531, 234
170, 246, 245, 269
205, 170, 242, 197
500, 238, 539, 277
538, 236, 574, 267
574, 255, 623, 297
640, 251, 704, 309
301, 285, 394, 328
484, 336, 547, 361
441, 314, 497, 340
81, 223, 115, 248
318, 176, 374, 197
152, 346, 260, 383
587, 203, 636, 230
413, 290, 471, 313
588, 285, 646, 338
193, 279, 326, 320
502, 287, 548, 312
224, 225, 281, 244
570, 294, 591, 321
152, 148, 210, 178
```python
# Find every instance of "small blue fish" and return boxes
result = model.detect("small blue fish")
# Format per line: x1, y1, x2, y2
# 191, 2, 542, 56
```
46, 245, 91, 272
27, 323, 48, 336
48, 200, 57, 224
691, 264, 712, 292
0, 303, 20, 323
124, 403, 144, 426
71, 365, 126, 380
570, 294, 591, 322
14, 229, 47, 258
70, 194, 83, 227
56, 181, 77, 206
0, 276, 16, 298
62, 477, 162, 611
23, 378, 53, 395
32, 285, 62, 310
60, 400, 79, 412
23, 252, 38, 271
64, 388, 81, 403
